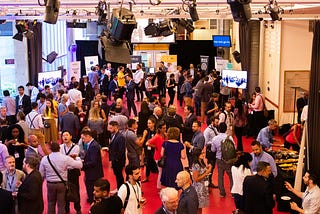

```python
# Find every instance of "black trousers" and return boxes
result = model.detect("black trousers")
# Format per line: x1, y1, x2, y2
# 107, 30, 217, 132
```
135, 85, 144, 101
168, 90, 175, 106
253, 111, 267, 137
235, 126, 244, 151
85, 179, 95, 203
65, 169, 81, 212
112, 162, 125, 189
127, 97, 137, 117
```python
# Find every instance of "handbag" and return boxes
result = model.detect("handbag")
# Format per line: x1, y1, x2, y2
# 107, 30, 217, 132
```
44, 121, 51, 128
47, 156, 79, 202
157, 142, 167, 168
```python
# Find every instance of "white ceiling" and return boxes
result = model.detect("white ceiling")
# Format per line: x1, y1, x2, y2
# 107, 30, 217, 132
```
0, 0, 320, 20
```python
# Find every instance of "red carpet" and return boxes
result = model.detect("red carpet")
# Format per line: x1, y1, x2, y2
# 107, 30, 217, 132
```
41, 96, 289, 214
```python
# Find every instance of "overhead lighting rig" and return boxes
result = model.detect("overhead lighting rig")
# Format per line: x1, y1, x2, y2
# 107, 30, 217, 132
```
96, 0, 109, 25
12, 20, 34, 41
264, 0, 284, 21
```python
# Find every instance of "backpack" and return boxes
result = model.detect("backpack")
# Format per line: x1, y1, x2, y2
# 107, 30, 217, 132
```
123, 181, 141, 210
221, 136, 237, 164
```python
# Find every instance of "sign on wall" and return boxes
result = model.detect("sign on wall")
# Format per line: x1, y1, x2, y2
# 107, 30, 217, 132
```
69, 61, 81, 82
84, 56, 99, 75
38, 70, 61, 91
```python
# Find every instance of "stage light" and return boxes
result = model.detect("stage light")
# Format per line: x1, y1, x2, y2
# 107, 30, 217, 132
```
46, 51, 58, 63
177, 19, 194, 33
189, 0, 199, 21
100, 34, 131, 64
227, 0, 252, 22
96, 0, 108, 25
145, 22, 159, 37
12, 21, 26, 41
110, 8, 137, 41
144, 19, 174, 37
44, 0, 60, 24
265, 0, 283, 21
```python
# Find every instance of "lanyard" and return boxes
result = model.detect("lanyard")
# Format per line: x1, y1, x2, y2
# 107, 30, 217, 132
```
7, 170, 16, 191
129, 183, 140, 208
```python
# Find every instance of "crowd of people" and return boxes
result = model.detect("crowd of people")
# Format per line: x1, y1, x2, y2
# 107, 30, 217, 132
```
0, 62, 319, 214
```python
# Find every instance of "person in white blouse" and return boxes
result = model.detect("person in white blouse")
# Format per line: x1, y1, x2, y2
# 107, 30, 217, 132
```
231, 152, 253, 214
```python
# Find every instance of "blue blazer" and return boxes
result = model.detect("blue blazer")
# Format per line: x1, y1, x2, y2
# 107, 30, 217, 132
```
83, 140, 104, 181
108, 80, 118, 94
126, 80, 135, 100
109, 132, 126, 165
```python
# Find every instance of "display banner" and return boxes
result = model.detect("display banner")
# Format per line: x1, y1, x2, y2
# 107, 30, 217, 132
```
84, 56, 99, 75
200, 55, 209, 72
38, 70, 61, 90
69, 61, 81, 82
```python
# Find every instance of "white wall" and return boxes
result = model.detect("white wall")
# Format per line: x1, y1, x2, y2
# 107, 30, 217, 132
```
279, 20, 312, 124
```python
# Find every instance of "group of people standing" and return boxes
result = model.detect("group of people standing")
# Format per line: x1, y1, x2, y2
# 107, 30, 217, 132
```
0, 61, 317, 214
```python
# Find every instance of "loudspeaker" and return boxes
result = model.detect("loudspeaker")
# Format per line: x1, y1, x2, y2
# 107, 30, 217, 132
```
227, 0, 252, 22
110, 8, 136, 41
46, 51, 58, 63
232, 51, 241, 63
44, 0, 60, 24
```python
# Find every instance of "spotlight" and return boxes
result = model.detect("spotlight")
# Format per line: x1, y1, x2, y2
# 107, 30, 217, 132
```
110, 8, 137, 41
46, 51, 58, 63
44, 0, 60, 24
189, 0, 199, 21
12, 21, 26, 41
177, 19, 194, 33
96, 0, 108, 25
270, 22, 274, 29
264, 20, 268, 28
144, 19, 174, 37
265, 0, 283, 21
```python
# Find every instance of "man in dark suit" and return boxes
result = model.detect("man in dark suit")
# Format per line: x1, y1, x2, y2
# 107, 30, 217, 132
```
81, 128, 104, 203
125, 73, 137, 117
182, 105, 197, 143
243, 161, 275, 214
155, 187, 179, 214
108, 74, 119, 100
60, 104, 80, 142
15, 85, 31, 115
100, 67, 110, 97
0, 172, 14, 214
108, 121, 126, 191
25, 135, 42, 161
18, 156, 44, 214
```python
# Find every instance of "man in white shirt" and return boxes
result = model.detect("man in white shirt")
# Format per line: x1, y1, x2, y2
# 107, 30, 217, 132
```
59, 131, 81, 214
2, 90, 16, 125
26, 102, 49, 155
67, 82, 82, 105
133, 64, 144, 102
118, 165, 146, 214
285, 170, 320, 214
26, 82, 40, 103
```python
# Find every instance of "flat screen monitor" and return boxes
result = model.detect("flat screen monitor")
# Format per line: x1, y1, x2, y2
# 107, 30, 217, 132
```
221, 70, 247, 89
213, 35, 232, 47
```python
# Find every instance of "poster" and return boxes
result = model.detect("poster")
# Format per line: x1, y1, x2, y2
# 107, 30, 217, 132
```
200, 55, 209, 72
161, 55, 177, 72
84, 56, 99, 75
38, 70, 61, 91
69, 61, 81, 82
215, 57, 229, 72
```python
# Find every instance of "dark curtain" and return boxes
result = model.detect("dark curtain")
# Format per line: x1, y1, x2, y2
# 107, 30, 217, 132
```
239, 21, 251, 73
27, 22, 42, 87
308, 20, 320, 172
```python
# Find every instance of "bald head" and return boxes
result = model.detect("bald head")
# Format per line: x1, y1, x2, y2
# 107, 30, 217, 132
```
175, 171, 191, 190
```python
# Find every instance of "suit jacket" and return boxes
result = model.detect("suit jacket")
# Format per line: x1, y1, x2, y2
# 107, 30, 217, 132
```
25, 146, 42, 160
100, 74, 109, 95
126, 80, 135, 100
182, 113, 197, 142
108, 80, 118, 94
109, 132, 126, 165
1, 169, 26, 189
83, 140, 104, 181
17, 169, 44, 214
60, 112, 80, 138
243, 174, 275, 214
154, 206, 170, 214
0, 188, 14, 214
15, 94, 31, 114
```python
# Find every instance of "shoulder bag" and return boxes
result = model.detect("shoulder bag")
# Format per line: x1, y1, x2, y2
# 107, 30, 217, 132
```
47, 156, 79, 202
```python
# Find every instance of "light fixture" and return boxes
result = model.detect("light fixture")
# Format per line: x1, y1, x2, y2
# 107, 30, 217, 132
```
176, 19, 194, 33
265, 0, 283, 21
189, 0, 199, 21
13, 21, 26, 41
44, 0, 60, 24
149, 0, 162, 6
95, 0, 108, 25
144, 19, 174, 37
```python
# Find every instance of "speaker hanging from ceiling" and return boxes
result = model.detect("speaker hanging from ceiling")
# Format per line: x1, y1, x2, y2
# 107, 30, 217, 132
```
44, 0, 60, 24
227, 0, 252, 22
232, 51, 241, 63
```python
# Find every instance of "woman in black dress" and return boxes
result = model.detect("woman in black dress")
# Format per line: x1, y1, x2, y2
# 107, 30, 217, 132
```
167, 73, 176, 106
